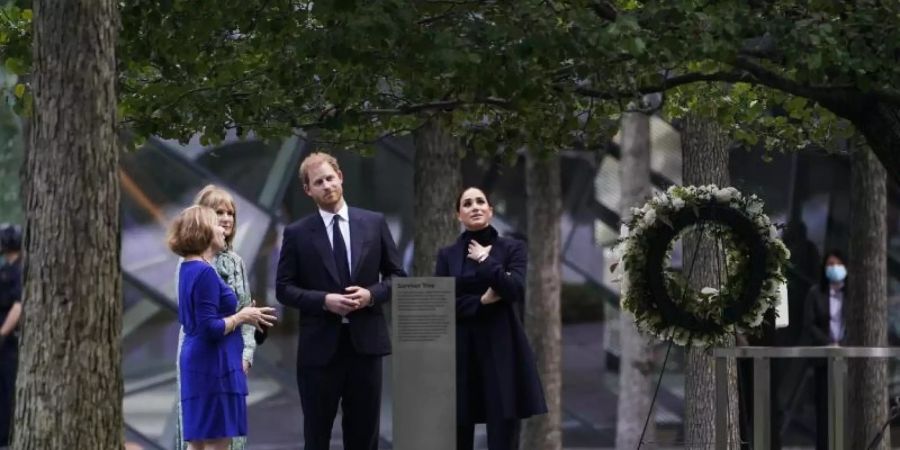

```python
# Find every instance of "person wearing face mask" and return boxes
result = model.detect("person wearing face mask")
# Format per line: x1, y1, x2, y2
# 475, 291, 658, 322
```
168, 206, 277, 450
803, 250, 847, 346
434, 187, 547, 450
802, 250, 847, 450
0, 224, 22, 449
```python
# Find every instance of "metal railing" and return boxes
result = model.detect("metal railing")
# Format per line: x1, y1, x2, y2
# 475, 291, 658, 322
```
712, 346, 900, 450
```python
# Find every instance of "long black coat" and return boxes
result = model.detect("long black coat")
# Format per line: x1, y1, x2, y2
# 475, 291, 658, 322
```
435, 228, 547, 424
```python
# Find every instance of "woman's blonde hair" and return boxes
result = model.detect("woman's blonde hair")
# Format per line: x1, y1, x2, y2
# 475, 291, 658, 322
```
193, 184, 237, 245
167, 205, 218, 257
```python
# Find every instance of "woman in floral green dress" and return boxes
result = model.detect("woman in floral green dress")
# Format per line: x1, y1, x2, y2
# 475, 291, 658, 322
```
175, 185, 257, 450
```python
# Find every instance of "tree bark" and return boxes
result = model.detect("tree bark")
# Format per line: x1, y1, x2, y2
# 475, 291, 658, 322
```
411, 118, 462, 276
520, 151, 562, 450
846, 141, 889, 450
844, 99, 900, 185
681, 114, 741, 449
615, 111, 657, 449
14, 1, 122, 449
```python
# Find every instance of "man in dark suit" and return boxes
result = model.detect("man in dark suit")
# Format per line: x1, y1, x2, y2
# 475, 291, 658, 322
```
276, 153, 405, 450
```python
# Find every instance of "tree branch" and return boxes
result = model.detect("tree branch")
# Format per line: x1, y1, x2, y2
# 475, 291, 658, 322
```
571, 59, 900, 110
729, 56, 829, 101
352, 96, 511, 115
570, 71, 756, 99
587, 0, 617, 21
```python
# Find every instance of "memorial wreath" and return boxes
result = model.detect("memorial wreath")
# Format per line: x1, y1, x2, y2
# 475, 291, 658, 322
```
612, 185, 790, 346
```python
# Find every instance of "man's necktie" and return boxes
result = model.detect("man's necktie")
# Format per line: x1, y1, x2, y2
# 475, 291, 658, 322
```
332, 216, 351, 288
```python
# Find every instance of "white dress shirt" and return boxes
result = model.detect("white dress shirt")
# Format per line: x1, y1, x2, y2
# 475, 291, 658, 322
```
829, 285, 844, 344
318, 202, 352, 275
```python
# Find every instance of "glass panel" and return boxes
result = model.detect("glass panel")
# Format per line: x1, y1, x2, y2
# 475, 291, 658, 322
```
195, 140, 284, 204
648, 115, 682, 185
120, 141, 272, 304
594, 156, 620, 215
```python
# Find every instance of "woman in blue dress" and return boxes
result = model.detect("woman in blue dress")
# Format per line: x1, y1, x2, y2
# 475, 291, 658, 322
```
167, 206, 277, 450
435, 187, 547, 450
174, 185, 265, 450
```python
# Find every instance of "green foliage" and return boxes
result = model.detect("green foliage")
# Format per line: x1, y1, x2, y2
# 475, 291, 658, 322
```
563, 0, 899, 151
0, 4, 31, 117
0, 69, 22, 224
1, 0, 898, 161
664, 82, 851, 157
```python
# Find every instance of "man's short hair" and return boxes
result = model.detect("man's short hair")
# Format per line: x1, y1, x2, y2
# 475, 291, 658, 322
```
299, 152, 341, 187
193, 184, 237, 245
167, 206, 218, 257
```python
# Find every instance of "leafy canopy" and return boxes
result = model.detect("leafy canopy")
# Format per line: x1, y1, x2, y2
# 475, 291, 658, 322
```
1, 1, 898, 164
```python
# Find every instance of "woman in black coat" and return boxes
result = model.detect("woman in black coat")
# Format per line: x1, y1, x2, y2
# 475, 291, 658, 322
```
802, 249, 847, 450
435, 187, 547, 450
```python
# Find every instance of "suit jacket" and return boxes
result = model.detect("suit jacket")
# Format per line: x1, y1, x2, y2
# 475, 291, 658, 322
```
435, 227, 547, 423
276, 206, 406, 367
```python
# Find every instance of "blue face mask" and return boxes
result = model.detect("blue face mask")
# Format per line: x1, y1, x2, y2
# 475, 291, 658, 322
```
825, 264, 847, 283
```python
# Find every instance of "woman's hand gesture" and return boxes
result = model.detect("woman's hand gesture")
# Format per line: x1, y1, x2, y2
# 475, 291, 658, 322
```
237, 301, 278, 331
467, 240, 492, 263
481, 288, 501, 305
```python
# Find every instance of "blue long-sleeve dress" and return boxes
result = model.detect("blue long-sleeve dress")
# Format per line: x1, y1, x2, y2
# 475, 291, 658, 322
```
175, 248, 256, 449
178, 260, 248, 441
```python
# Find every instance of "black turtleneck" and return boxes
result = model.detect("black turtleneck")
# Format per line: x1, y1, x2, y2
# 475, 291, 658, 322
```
461, 225, 498, 246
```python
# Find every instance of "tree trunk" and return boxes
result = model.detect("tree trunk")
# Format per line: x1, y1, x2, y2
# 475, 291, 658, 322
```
14, 1, 122, 449
411, 118, 462, 276
681, 114, 741, 449
520, 151, 562, 450
851, 100, 900, 185
846, 141, 889, 450
615, 111, 657, 449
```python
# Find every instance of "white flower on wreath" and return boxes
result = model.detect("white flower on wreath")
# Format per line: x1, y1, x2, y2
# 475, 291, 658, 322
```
748, 308, 766, 328
671, 197, 685, 209
642, 209, 657, 227
653, 193, 667, 205
610, 246, 626, 281
714, 187, 739, 203
746, 201, 764, 216
754, 216, 769, 228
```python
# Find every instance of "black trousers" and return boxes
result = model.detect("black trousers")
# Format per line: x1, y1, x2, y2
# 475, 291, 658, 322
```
457, 418, 518, 450
0, 338, 17, 446
297, 327, 382, 450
